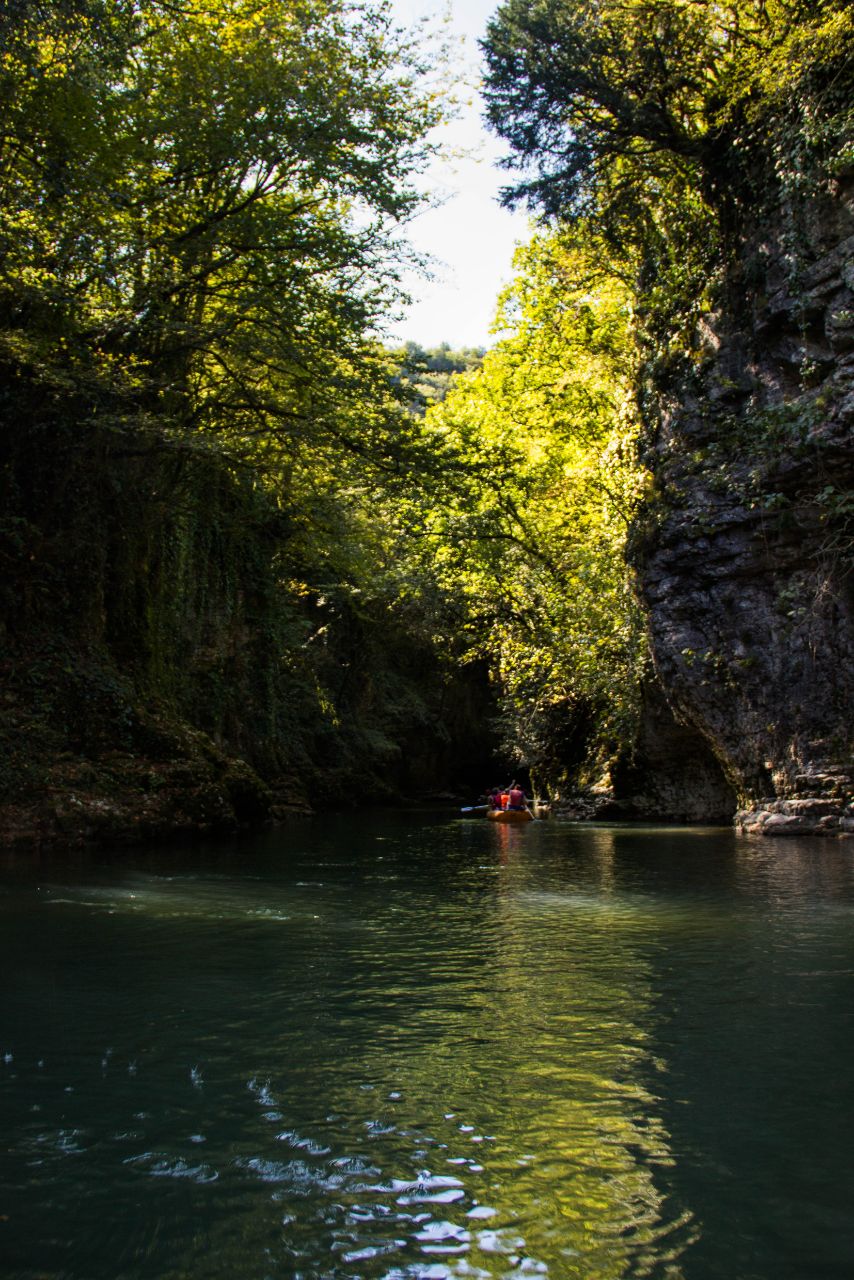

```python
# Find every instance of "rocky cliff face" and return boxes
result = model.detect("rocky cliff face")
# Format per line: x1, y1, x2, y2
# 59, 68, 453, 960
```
632, 174, 854, 835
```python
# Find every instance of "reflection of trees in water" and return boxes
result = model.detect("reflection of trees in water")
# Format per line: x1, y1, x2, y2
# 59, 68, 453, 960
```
475, 828, 695, 1276
157, 821, 702, 1276
13, 821, 854, 1277
734, 839, 854, 905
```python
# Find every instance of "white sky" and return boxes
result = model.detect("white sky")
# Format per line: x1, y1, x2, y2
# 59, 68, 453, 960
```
385, 0, 531, 350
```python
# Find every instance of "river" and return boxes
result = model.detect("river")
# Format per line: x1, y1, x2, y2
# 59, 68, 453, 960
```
2, 812, 854, 1279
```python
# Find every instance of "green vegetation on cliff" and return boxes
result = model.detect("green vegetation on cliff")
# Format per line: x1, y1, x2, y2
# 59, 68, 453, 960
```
1, 0, 851, 838
0, 0, 498, 835
478, 0, 854, 815
482, 0, 854, 343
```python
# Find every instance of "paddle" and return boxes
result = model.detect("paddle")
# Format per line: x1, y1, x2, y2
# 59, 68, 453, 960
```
459, 804, 489, 813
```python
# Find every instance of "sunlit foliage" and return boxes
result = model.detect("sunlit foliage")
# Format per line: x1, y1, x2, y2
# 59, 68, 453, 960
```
390, 230, 648, 779
0, 0, 445, 466
0, 0, 488, 801
467, 0, 853, 784
389, 342, 486, 413
5, 0, 849, 802
483, 0, 854, 340
483, 0, 853, 217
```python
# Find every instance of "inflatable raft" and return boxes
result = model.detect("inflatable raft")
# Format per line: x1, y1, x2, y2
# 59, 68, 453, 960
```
487, 808, 534, 823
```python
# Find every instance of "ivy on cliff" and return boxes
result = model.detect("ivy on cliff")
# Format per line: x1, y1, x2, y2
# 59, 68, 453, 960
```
0, 0, 486, 809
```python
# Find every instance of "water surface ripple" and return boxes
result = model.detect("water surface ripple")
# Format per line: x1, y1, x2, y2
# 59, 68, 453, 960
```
2, 814, 854, 1278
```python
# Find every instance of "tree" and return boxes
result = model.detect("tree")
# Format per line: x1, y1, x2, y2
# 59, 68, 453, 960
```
481, 0, 854, 341
0, 0, 485, 803
387, 341, 486, 414
483, 0, 852, 218
383, 228, 648, 781
0, 0, 446, 472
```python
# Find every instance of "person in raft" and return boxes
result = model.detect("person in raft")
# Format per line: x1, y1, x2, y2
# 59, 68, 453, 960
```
488, 787, 504, 810
507, 782, 526, 811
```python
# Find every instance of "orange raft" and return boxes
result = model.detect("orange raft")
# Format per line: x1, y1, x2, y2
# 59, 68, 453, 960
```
487, 808, 534, 823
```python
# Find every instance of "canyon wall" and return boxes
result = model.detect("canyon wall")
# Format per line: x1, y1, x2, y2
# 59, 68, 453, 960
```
0, 405, 498, 846
631, 174, 854, 835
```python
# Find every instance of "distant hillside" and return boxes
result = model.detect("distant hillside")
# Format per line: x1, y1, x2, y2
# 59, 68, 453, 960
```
390, 342, 485, 413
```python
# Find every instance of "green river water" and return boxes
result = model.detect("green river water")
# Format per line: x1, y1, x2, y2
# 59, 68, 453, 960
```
2, 812, 854, 1279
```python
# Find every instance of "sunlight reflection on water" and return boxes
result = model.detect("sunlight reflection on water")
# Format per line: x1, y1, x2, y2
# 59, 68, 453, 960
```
3, 816, 854, 1278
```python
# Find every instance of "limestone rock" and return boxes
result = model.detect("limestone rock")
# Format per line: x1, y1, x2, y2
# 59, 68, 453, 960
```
631, 176, 854, 835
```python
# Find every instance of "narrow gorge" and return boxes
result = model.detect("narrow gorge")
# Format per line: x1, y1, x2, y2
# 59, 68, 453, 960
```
1, 0, 852, 845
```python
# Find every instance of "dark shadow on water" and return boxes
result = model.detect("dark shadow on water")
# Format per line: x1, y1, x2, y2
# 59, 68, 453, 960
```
2, 814, 854, 1278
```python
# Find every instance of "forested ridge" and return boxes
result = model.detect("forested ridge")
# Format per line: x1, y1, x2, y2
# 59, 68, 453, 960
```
1, 0, 852, 843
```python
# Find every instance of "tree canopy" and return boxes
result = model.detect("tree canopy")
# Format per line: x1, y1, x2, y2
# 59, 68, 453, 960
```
483, 0, 854, 222
482, 0, 854, 347
0, 0, 445, 470
377, 228, 648, 779
4, 0, 850, 805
